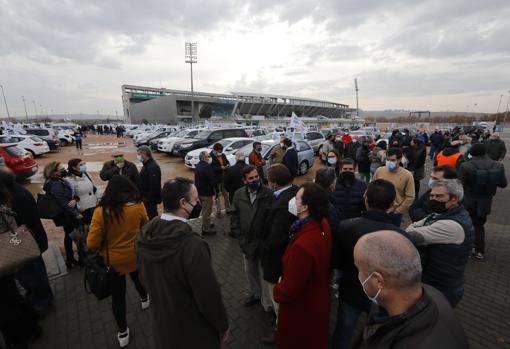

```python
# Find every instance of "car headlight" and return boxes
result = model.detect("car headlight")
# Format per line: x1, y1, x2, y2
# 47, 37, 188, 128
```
181, 143, 193, 149
185, 155, 192, 160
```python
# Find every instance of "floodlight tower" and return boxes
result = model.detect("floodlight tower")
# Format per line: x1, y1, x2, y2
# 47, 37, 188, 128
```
21, 96, 29, 121
0, 84, 11, 122
354, 78, 359, 117
185, 42, 198, 122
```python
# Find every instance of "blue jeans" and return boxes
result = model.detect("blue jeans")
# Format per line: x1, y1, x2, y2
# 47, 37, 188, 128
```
332, 302, 364, 349
436, 285, 464, 308
16, 256, 54, 312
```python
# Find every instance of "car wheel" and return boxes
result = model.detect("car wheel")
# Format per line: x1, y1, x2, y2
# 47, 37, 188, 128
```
299, 160, 309, 175
60, 139, 69, 146
26, 149, 36, 157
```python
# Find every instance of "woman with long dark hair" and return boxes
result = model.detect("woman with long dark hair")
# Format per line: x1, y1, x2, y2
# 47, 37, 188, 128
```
87, 175, 149, 348
273, 183, 332, 349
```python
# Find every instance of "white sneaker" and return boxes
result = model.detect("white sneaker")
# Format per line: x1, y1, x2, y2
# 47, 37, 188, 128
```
117, 327, 130, 348
141, 296, 150, 310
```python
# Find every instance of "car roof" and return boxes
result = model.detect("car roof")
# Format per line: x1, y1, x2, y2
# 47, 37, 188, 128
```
220, 137, 252, 142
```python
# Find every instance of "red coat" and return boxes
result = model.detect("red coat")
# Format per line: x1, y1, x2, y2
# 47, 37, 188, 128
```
273, 218, 332, 349
342, 134, 352, 145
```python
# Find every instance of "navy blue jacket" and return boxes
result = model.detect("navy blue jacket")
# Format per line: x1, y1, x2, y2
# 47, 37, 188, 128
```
139, 158, 162, 204
330, 175, 367, 219
195, 161, 217, 197
429, 132, 444, 148
282, 148, 298, 179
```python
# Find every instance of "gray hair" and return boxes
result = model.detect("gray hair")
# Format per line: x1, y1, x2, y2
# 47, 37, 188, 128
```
432, 179, 464, 201
235, 151, 246, 162
357, 230, 422, 288
199, 150, 209, 161
137, 145, 152, 158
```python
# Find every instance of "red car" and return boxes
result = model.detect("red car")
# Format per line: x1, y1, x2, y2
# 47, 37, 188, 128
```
0, 144, 38, 180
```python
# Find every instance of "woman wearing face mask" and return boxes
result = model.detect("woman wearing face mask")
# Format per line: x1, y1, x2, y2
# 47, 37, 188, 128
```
43, 161, 84, 268
273, 183, 332, 349
87, 175, 149, 347
66, 158, 98, 227
326, 149, 341, 176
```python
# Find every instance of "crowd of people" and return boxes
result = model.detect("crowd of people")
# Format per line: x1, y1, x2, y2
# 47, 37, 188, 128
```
0, 126, 507, 349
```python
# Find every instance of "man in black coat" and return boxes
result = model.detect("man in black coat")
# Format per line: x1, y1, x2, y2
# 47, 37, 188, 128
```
137, 146, 162, 220
210, 143, 231, 215
260, 164, 298, 344
195, 151, 217, 235
0, 163, 53, 314
459, 143, 507, 259
100, 152, 139, 185
281, 138, 298, 179
331, 179, 411, 348
409, 165, 458, 222
485, 132, 506, 161
224, 152, 248, 205
330, 158, 366, 219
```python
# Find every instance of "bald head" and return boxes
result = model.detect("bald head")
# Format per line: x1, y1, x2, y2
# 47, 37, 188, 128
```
355, 230, 422, 289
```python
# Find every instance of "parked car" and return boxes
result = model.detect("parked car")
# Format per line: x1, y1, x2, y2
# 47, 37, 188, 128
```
175, 128, 250, 157
135, 129, 175, 147
0, 144, 38, 180
157, 129, 200, 153
25, 128, 59, 150
0, 135, 50, 157
184, 137, 254, 169
55, 129, 74, 146
226, 139, 315, 176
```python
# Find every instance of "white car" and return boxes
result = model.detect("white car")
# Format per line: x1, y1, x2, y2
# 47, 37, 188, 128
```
0, 134, 50, 156
184, 138, 254, 169
56, 129, 74, 146
157, 129, 200, 153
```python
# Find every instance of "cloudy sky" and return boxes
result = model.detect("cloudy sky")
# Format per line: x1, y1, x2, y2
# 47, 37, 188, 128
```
1, 0, 509, 117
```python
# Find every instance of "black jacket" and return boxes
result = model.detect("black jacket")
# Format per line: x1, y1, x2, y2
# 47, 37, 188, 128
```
261, 185, 299, 283
44, 178, 80, 227
139, 158, 162, 204
330, 175, 367, 219
195, 161, 217, 197
403, 146, 417, 172
414, 145, 427, 170
231, 185, 274, 258
137, 218, 229, 349
356, 145, 371, 173
282, 148, 298, 179
224, 161, 248, 202
409, 189, 432, 222
485, 138, 506, 161
429, 132, 444, 148
345, 141, 361, 159
100, 160, 139, 185
459, 155, 507, 215
355, 285, 468, 349
333, 211, 409, 312
6, 180, 48, 253
210, 151, 230, 182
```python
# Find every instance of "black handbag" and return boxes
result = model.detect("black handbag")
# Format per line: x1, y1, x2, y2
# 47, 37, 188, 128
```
84, 208, 118, 300
36, 192, 63, 219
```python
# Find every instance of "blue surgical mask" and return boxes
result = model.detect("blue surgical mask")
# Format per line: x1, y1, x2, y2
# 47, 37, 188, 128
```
79, 165, 87, 174
428, 178, 435, 189
360, 272, 382, 304
327, 157, 337, 165
386, 160, 397, 171
137, 154, 144, 163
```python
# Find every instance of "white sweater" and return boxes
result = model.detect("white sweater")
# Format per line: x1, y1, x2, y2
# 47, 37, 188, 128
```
66, 174, 98, 211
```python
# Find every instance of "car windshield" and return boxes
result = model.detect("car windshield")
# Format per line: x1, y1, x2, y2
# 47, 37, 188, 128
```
207, 139, 231, 149
30, 136, 44, 142
185, 130, 199, 138
5, 145, 26, 157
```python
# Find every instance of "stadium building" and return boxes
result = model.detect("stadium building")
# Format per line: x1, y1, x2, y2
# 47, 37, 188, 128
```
122, 84, 354, 124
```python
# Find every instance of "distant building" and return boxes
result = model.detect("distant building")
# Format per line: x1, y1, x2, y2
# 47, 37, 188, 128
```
122, 85, 353, 124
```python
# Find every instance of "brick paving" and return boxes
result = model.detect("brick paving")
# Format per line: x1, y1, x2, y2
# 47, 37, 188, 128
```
24, 136, 510, 349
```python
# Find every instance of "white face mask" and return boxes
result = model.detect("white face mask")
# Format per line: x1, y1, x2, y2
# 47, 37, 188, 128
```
288, 197, 298, 216
207, 158, 213, 164
360, 272, 382, 304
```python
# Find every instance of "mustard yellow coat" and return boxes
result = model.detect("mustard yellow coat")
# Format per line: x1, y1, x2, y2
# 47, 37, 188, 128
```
87, 203, 148, 275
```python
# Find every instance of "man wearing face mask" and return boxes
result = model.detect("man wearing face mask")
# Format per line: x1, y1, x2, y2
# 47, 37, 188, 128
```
409, 165, 458, 222
406, 179, 474, 308
249, 141, 267, 182
230, 166, 275, 322
373, 148, 415, 227
260, 164, 298, 344
100, 152, 139, 185
210, 143, 231, 216
195, 150, 217, 235
352, 230, 468, 349
137, 145, 162, 220
330, 158, 367, 220
136, 177, 229, 349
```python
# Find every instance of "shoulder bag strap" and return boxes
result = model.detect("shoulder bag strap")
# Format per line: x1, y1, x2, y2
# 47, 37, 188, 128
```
101, 207, 110, 266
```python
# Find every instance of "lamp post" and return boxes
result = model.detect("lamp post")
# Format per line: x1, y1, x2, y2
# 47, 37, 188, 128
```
497, 94, 504, 113
32, 100, 38, 118
185, 42, 197, 123
0, 84, 11, 122
354, 78, 359, 117
21, 96, 29, 121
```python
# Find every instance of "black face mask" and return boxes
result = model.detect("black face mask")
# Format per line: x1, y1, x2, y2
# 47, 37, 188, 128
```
246, 179, 261, 191
341, 171, 355, 182
186, 200, 202, 219
429, 199, 448, 214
